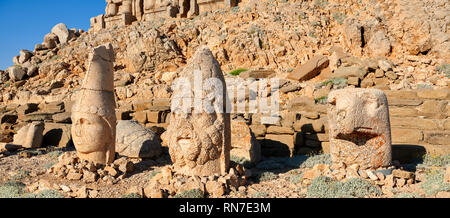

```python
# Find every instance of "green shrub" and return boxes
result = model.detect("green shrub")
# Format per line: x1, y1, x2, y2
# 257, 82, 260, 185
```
315, 96, 328, 105
174, 189, 204, 198
421, 154, 450, 167
230, 6, 240, 13
148, 170, 161, 180
436, 63, 450, 78
420, 169, 450, 197
394, 192, 422, 198
24, 189, 64, 198
307, 176, 382, 198
333, 12, 347, 25
256, 154, 332, 170
229, 69, 248, 76
231, 155, 254, 169
48, 150, 63, 159
43, 162, 56, 170
0, 181, 26, 198
296, 154, 332, 169
121, 193, 141, 198
11, 170, 30, 181
288, 173, 304, 184
253, 192, 269, 198
316, 77, 347, 89
254, 172, 279, 182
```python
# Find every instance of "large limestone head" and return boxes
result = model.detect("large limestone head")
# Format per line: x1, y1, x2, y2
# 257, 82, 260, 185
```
165, 46, 231, 177
71, 43, 117, 165
327, 88, 392, 169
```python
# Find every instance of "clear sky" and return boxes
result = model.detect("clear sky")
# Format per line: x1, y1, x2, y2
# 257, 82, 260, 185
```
0, 0, 107, 70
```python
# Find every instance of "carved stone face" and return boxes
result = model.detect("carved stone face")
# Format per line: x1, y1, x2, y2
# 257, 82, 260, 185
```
163, 47, 230, 177
328, 88, 392, 169
72, 112, 112, 154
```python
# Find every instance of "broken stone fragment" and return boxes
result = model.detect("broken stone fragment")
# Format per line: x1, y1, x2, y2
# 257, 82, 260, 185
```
230, 121, 261, 164
288, 55, 329, 82
116, 120, 162, 159
13, 121, 45, 148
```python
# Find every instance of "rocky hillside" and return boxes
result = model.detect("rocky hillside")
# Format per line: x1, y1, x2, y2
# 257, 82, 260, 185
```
1, 0, 449, 108
0, 0, 449, 199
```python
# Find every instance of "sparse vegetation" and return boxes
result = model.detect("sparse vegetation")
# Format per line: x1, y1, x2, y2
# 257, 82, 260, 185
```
43, 162, 55, 170
254, 172, 279, 182
174, 189, 204, 198
307, 176, 382, 198
394, 192, 422, 198
333, 12, 347, 25
316, 77, 348, 89
0, 180, 26, 198
436, 63, 450, 78
253, 192, 269, 198
231, 155, 254, 169
287, 172, 304, 184
256, 154, 332, 170
121, 193, 141, 198
24, 189, 64, 198
11, 170, 30, 181
419, 154, 450, 167
48, 150, 63, 159
420, 169, 450, 197
148, 170, 161, 180
229, 68, 248, 76
315, 96, 328, 104
417, 83, 433, 90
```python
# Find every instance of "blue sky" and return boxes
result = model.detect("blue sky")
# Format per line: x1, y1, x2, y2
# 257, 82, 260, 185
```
0, 0, 106, 70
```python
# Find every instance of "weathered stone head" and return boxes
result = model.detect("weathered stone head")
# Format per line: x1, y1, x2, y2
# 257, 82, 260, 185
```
163, 46, 231, 177
71, 44, 116, 165
327, 88, 392, 169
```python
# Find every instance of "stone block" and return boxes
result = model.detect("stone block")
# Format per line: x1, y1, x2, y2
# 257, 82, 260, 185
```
390, 117, 438, 130
417, 89, 449, 100
264, 134, 294, 157
134, 111, 148, 124
391, 128, 423, 144
287, 55, 329, 82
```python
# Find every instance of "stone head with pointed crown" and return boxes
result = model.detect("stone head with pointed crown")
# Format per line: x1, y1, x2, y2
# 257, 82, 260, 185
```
71, 43, 117, 165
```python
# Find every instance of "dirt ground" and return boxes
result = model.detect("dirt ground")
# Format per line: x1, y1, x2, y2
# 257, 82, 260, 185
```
0, 146, 448, 198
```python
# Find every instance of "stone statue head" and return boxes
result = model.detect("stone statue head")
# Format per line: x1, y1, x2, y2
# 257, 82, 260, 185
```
327, 88, 392, 169
71, 44, 116, 165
